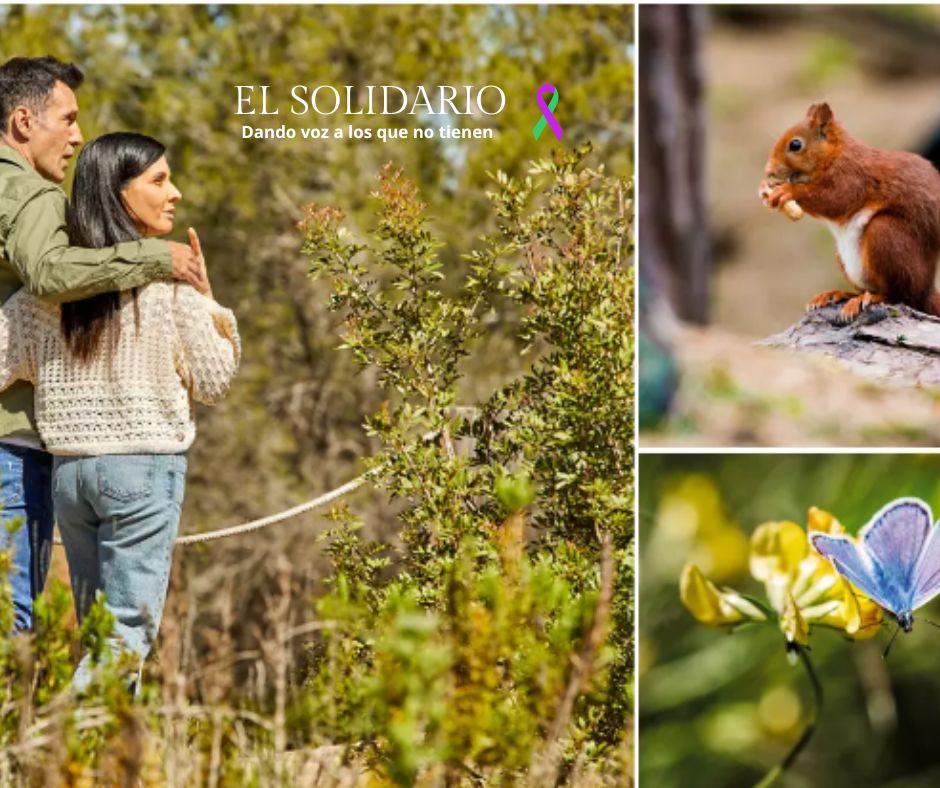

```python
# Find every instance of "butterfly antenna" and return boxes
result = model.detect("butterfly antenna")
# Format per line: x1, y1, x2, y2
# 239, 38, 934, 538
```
883, 624, 901, 659
921, 617, 940, 630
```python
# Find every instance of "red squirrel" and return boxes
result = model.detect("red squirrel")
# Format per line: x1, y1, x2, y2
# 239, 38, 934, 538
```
759, 102, 940, 322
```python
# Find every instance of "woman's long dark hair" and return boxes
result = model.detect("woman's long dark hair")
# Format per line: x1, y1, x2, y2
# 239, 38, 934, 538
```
63, 132, 166, 361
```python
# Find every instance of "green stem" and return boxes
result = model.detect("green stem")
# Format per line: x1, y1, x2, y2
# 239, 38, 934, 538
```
753, 645, 823, 788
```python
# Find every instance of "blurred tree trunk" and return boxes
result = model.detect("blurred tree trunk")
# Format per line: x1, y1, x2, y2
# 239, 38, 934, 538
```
639, 5, 710, 324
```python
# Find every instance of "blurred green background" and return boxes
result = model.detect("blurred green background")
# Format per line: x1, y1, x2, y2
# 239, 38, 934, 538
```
640, 454, 940, 787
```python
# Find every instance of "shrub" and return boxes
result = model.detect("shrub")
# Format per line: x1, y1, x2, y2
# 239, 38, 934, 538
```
299, 143, 634, 783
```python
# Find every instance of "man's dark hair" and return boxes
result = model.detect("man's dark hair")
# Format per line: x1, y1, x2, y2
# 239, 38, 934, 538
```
0, 55, 84, 130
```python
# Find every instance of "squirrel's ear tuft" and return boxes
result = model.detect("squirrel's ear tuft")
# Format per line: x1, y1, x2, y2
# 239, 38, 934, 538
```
806, 102, 833, 136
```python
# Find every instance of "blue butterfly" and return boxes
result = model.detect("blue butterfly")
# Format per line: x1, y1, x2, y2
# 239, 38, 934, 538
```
810, 497, 940, 642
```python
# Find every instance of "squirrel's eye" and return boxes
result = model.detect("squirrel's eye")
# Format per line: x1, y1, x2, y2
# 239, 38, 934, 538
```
788, 138, 803, 153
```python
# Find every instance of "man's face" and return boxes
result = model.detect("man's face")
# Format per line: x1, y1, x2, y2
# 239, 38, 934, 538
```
26, 81, 83, 183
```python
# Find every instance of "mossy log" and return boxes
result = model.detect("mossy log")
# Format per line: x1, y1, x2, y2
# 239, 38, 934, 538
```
761, 303, 940, 388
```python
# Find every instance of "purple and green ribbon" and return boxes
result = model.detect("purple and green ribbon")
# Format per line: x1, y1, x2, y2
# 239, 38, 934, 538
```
533, 84, 563, 141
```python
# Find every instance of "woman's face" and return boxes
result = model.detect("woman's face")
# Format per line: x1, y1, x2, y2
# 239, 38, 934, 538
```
121, 155, 181, 237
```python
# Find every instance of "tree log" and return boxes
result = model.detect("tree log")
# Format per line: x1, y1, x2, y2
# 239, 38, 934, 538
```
761, 303, 940, 388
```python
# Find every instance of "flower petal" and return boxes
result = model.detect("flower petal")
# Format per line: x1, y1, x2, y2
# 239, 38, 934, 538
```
807, 507, 845, 535
750, 521, 807, 583
799, 599, 841, 621
807, 579, 884, 639
794, 571, 838, 608
721, 590, 769, 621
850, 597, 884, 640
841, 585, 885, 640
780, 591, 810, 646
680, 564, 765, 626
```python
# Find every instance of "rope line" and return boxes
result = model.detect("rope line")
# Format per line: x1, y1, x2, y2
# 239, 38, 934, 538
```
51, 466, 383, 548
49, 419, 466, 547
175, 467, 382, 545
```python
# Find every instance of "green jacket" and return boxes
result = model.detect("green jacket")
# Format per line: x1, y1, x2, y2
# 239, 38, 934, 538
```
0, 144, 173, 443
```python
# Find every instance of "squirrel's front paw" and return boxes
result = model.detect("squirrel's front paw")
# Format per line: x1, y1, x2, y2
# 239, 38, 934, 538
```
763, 183, 796, 210
836, 292, 885, 324
758, 180, 775, 204
806, 290, 855, 311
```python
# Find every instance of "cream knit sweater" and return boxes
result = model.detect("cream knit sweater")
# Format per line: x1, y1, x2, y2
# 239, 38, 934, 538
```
0, 283, 240, 455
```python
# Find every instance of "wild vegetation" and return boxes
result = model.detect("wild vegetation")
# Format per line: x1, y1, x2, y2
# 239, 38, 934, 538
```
0, 150, 633, 783
0, 6, 634, 784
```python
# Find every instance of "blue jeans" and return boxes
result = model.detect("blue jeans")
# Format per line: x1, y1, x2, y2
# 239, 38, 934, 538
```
0, 444, 54, 633
53, 453, 186, 690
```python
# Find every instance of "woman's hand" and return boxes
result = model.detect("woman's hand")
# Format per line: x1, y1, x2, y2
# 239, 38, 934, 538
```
187, 227, 213, 299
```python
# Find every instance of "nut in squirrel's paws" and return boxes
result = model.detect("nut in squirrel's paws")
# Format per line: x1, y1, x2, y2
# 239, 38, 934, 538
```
782, 200, 803, 221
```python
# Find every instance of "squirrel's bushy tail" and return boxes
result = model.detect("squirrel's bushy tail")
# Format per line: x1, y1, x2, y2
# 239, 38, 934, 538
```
927, 289, 940, 317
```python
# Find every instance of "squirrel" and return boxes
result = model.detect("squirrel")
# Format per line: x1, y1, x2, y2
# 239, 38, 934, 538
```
759, 102, 940, 323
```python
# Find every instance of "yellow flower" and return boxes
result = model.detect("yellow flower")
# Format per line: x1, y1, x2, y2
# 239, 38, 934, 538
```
680, 564, 767, 626
680, 507, 883, 643
750, 513, 882, 642
750, 520, 807, 615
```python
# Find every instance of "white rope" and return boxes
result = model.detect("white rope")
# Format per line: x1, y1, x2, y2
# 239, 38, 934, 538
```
49, 417, 471, 548
174, 467, 383, 545
51, 466, 383, 548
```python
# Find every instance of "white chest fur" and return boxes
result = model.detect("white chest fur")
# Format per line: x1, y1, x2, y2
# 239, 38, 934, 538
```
822, 208, 876, 290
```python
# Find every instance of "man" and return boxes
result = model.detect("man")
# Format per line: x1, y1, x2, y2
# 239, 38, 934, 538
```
0, 55, 206, 632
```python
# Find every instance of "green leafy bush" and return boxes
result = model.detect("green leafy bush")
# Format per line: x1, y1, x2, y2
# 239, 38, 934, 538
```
298, 144, 634, 783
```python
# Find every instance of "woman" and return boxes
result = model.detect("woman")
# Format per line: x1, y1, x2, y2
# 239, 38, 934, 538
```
0, 132, 240, 690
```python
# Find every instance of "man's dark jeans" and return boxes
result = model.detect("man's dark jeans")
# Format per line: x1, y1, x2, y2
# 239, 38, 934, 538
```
0, 444, 54, 632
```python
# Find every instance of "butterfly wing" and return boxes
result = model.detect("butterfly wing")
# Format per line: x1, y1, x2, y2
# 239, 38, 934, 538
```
809, 532, 898, 613
858, 497, 933, 612
913, 514, 940, 610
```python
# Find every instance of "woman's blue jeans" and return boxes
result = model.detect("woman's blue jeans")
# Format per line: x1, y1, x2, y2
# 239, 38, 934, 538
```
53, 453, 186, 691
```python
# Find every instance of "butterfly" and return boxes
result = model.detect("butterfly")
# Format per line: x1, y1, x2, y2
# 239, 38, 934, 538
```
810, 497, 940, 649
